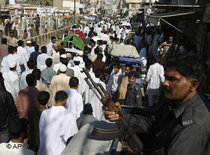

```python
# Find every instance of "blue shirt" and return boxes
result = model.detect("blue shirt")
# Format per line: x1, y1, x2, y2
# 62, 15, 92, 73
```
30, 51, 41, 63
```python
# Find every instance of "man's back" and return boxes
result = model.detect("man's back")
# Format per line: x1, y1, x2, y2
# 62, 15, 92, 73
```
16, 87, 40, 119
49, 74, 70, 105
93, 59, 105, 72
37, 54, 50, 71
0, 88, 18, 141
41, 67, 56, 87
29, 51, 41, 63
1, 54, 13, 74
3, 71, 20, 102
38, 106, 78, 155
20, 70, 33, 90
65, 89, 83, 118
146, 63, 165, 95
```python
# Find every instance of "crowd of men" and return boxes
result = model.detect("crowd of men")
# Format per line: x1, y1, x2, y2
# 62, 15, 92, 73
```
0, 15, 209, 155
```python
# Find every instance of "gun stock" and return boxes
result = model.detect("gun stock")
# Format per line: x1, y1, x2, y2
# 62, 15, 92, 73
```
82, 68, 144, 153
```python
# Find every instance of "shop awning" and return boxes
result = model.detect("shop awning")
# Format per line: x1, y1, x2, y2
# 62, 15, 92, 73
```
146, 9, 196, 26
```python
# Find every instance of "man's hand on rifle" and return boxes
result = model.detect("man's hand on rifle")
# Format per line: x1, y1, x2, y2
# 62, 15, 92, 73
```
103, 102, 121, 122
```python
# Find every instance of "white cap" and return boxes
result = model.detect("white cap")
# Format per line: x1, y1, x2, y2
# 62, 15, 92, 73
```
73, 56, 82, 62
92, 36, 100, 43
9, 62, 16, 68
60, 54, 67, 59
27, 40, 31, 44
66, 53, 72, 58
59, 64, 67, 72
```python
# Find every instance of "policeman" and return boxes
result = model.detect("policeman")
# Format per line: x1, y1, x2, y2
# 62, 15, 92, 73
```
124, 71, 142, 107
104, 54, 210, 155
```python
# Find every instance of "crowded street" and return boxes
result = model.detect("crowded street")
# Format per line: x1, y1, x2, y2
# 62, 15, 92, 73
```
0, 0, 210, 155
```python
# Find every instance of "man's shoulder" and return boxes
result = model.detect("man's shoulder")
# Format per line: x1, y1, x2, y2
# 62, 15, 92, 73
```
133, 83, 140, 90
181, 95, 210, 134
191, 97, 210, 131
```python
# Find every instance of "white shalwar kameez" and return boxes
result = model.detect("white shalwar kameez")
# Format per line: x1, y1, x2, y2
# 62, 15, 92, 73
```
84, 77, 106, 120
37, 53, 51, 71
3, 71, 20, 103
38, 106, 78, 155
19, 69, 33, 90
78, 70, 95, 97
17, 46, 29, 70
65, 89, 83, 118
70, 65, 83, 78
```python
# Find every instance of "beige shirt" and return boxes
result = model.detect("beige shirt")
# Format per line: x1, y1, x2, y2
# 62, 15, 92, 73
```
118, 76, 129, 100
49, 73, 70, 106
36, 80, 49, 92
8, 37, 18, 46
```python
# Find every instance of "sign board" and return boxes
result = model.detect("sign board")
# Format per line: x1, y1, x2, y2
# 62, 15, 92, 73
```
203, 6, 210, 23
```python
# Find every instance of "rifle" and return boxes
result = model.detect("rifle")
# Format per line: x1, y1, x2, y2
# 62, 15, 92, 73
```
82, 68, 144, 153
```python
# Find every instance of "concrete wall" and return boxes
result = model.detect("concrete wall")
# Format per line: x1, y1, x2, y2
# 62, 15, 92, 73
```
53, 0, 63, 9
0, 0, 6, 7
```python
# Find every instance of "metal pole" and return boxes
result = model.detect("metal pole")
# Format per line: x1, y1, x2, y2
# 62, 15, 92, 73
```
160, 17, 183, 33
74, 0, 76, 15
74, 0, 76, 24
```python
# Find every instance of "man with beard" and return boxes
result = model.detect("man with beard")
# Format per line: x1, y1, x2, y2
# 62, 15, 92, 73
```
104, 54, 210, 155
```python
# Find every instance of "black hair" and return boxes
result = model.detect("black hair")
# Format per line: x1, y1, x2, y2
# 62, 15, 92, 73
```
46, 58, 53, 67
18, 40, 24, 46
84, 46, 91, 52
32, 69, 41, 80
31, 41, 37, 46
27, 60, 36, 69
41, 46, 47, 53
114, 63, 121, 69
61, 58, 69, 66
97, 53, 103, 60
51, 36, 56, 41
83, 103, 93, 115
94, 46, 100, 55
26, 74, 36, 87
9, 118, 28, 139
74, 60, 80, 66
59, 48, 66, 55
95, 69, 102, 78
164, 54, 205, 82
55, 90, 68, 102
38, 91, 50, 106
35, 44, 39, 51
2, 38, 7, 44
90, 39, 96, 45
128, 71, 138, 78
125, 64, 133, 70
69, 77, 79, 87
153, 56, 160, 63
8, 46, 14, 54
85, 59, 92, 70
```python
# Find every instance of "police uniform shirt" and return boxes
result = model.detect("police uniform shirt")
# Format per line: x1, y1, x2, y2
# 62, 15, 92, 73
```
124, 83, 142, 107
125, 94, 210, 155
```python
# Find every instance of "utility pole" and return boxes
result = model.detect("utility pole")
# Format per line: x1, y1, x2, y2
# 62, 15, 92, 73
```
74, 0, 76, 24
74, 0, 76, 15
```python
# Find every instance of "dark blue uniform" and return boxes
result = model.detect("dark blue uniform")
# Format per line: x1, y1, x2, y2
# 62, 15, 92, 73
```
124, 83, 142, 107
